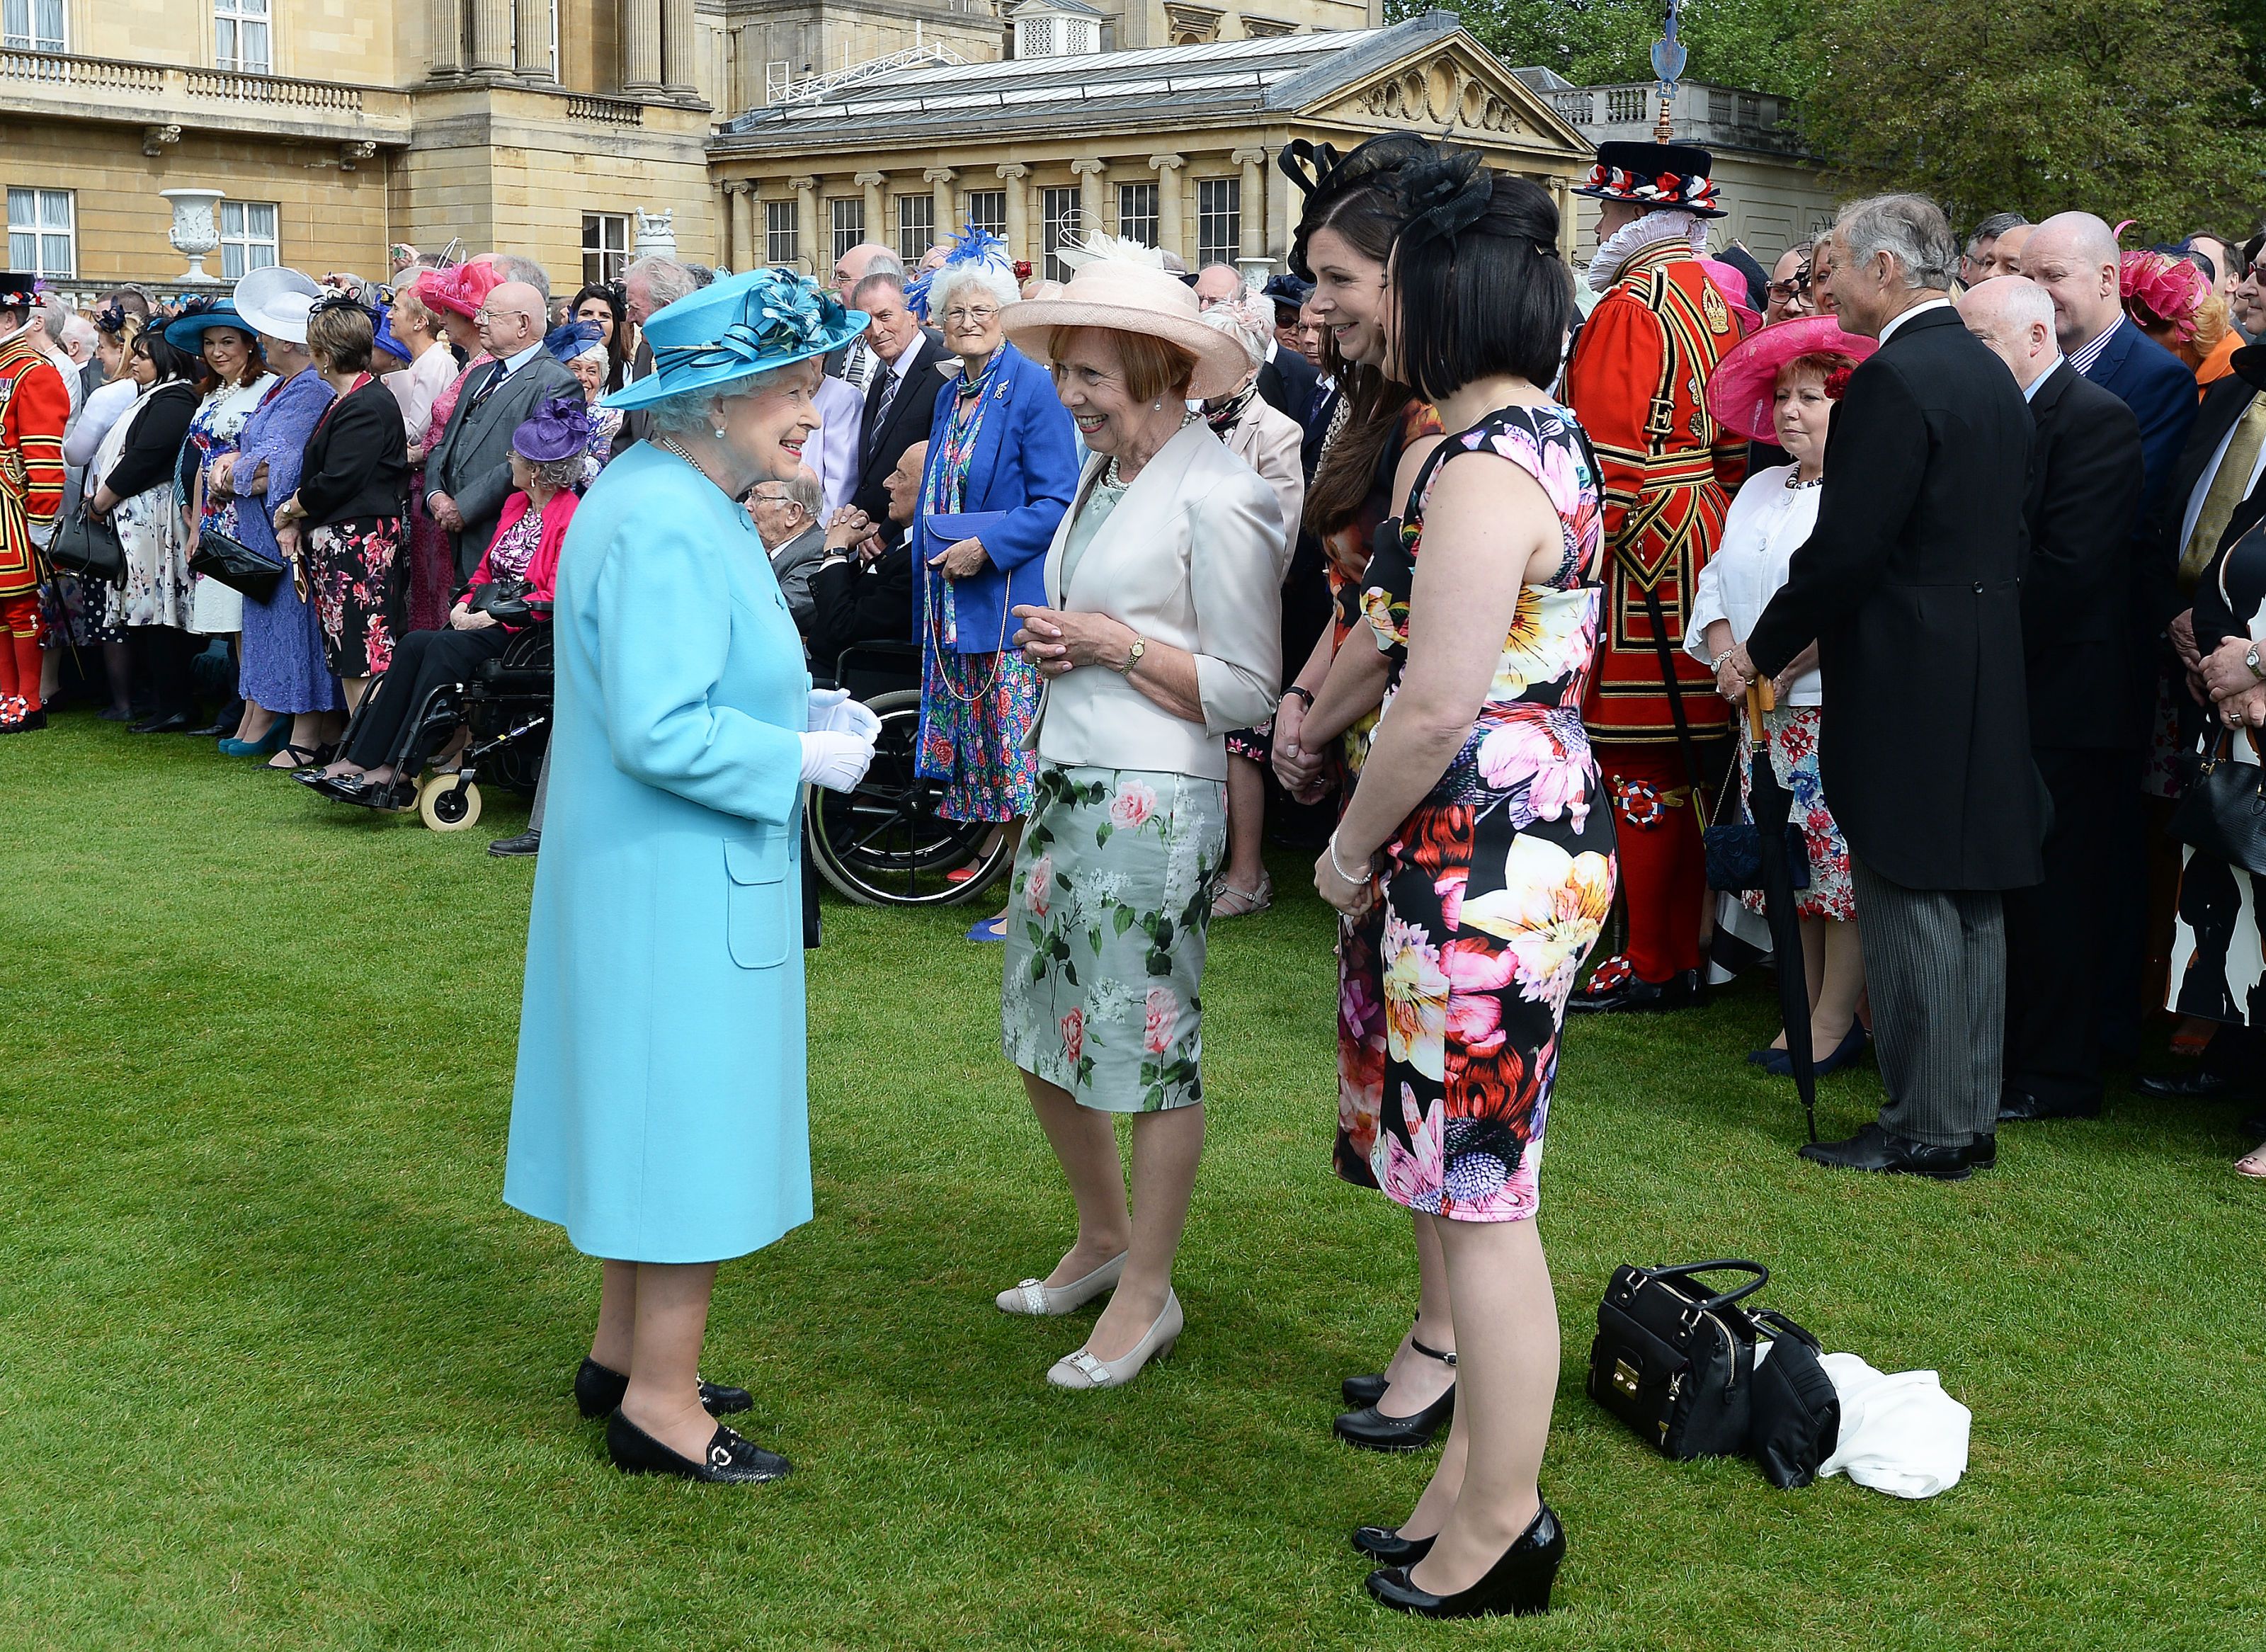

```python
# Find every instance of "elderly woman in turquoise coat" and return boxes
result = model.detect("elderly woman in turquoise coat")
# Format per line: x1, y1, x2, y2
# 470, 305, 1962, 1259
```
503, 268, 880, 1486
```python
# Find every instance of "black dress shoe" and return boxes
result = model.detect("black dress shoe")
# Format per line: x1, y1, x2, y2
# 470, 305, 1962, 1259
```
186, 719, 234, 739
1966, 1132, 1996, 1172
574, 1357, 753, 1421
2136, 1069, 2245, 1102
1567, 966, 1702, 1015
1353, 1525, 1435, 1566
1336, 1337, 1455, 1449
488, 829, 542, 858
1997, 1088, 2102, 1123
605, 1411, 791, 1484
0, 708, 47, 733
1798, 1122, 1971, 1181
1341, 1372, 1389, 1409
1366, 1501, 1565, 1619
127, 711, 195, 734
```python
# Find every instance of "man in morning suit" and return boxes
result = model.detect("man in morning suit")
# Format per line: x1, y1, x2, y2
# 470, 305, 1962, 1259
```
1726, 195, 2042, 1180
846, 270, 944, 528
1959, 275, 2146, 1127
424, 280, 579, 579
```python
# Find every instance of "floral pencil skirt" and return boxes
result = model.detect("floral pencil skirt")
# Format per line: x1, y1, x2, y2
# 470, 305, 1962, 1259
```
1002, 762, 1226, 1113
306, 515, 406, 679
1736, 705, 1854, 923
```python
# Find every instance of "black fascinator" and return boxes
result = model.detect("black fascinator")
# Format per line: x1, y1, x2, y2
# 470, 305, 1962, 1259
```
1393, 148, 1493, 252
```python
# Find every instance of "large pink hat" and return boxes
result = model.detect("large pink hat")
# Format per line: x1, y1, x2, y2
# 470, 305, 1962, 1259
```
414, 260, 503, 321
1001, 237, 1252, 399
1706, 316, 1877, 443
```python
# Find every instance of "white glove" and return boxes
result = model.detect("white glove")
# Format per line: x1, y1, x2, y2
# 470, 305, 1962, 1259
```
806, 685, 882, 742
799, 729, 876, 792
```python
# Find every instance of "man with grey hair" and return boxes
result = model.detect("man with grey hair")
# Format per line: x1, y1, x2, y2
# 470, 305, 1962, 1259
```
826, 243, 904, 392
2025, 211, 2196, 527
1960, 275, 2145, 1127
617, 256, 700, 448
1960, 212, 2029, 288
482, 253, 551, 304
1724, 194, 2040, 1179
749, 467, 828, 630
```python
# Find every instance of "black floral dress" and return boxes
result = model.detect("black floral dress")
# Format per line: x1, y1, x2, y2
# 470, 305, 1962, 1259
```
1338, 404, 1616, 1222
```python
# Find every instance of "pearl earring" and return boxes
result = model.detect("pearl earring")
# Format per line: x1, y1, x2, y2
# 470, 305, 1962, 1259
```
713, 426, 727, 439
1153, 400, 1163, 411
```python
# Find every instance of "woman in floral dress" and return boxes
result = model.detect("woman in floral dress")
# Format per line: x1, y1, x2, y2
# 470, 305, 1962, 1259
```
169, 302, 277, 739
1314, 162, 1605, 1622
86, 328, 202, 729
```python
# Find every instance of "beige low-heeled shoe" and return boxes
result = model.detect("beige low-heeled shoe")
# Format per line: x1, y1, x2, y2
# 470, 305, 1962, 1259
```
1047, 1289, 1182, 1390
994, 1251, 1126, 1316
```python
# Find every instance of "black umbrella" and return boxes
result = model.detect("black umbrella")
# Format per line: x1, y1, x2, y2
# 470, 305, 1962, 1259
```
1746, 681, 1818, 1144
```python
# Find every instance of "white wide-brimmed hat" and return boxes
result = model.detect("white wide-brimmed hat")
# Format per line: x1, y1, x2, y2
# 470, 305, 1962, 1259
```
232, 266, 322, 345
1002, 237, 1251, 400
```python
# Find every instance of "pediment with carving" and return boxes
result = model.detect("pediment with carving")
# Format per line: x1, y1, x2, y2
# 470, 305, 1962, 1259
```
1303, 44, 1583, 157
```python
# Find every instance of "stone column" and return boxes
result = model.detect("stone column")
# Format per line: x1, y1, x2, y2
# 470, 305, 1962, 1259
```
925, 167, 956, 238
1149, 154, 1184, 265
789, 175, 819, 272
1070, 156, 1108, 241
661, 0, 696, 94
468, 0, 513, 72
855, 171, 887, 247
996, 164, 1030, 265
514, 0, 552, 79
431, 0, 464, 74
729, 182, 758, 272
620, 0, 663, 93
1231, 146, 1268, 262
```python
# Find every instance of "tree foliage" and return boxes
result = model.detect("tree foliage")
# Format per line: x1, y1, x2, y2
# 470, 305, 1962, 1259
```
1799, 0, 2265, 236
1402, 0, 1818, 98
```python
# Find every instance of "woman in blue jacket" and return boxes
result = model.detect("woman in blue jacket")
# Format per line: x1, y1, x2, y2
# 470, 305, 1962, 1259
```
913, 233, 1079, 940
503, 268, 879, 1486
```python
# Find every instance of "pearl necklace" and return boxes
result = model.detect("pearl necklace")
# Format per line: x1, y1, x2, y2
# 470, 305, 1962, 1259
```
1101, 410, 1199, 489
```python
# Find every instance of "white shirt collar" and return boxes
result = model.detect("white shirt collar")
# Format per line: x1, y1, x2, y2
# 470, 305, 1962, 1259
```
498, 341, 544, 375
1876, 296, 1954, 346
2020, 353, 2065, 402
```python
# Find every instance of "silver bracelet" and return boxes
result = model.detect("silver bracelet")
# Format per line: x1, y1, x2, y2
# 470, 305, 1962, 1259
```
1327, 832, 1370, 886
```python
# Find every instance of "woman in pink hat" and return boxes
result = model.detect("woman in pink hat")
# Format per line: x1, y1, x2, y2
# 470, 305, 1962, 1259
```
1690, 316, 1877, 1074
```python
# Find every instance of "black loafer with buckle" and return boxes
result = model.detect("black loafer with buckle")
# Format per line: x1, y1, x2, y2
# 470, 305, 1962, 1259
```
605, 1412, 791, 1484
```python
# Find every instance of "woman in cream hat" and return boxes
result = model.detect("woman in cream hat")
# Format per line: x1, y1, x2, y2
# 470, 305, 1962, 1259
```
987, 237, 1282, 1389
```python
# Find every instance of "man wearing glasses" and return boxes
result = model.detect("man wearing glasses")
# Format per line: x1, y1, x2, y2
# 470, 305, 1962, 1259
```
424, 278, 578, 578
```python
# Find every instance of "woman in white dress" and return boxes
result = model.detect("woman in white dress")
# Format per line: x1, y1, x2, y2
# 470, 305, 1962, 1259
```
1690, 317, 1878, 1075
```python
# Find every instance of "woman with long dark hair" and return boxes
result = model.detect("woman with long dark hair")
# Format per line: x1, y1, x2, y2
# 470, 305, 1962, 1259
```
1318, 156, 1607, 1620
85, 326, 202, 730
1266, 132, 1455, 1454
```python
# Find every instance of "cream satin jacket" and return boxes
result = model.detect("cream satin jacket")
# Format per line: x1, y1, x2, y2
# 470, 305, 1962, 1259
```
1029, 420, 1282, 782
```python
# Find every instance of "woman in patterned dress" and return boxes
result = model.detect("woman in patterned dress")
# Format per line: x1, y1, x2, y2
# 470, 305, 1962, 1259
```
1690, 318, 1878, 1075
1267, 132, 1457, 1453
992, 244, 1281, 1390
1316, 161, 1606, 1621
911, 232, 1078, 940
85, 327, 201, 730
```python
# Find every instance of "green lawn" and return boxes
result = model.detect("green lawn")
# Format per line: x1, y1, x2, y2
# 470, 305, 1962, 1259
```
6, 710, 2264, 1651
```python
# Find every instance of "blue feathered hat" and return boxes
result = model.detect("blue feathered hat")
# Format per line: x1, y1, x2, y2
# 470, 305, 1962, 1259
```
602, 266, 867, 412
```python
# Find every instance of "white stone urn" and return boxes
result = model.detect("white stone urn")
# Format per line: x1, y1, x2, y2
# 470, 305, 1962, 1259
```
159, 188, 226, 281
634, 207, 677, 263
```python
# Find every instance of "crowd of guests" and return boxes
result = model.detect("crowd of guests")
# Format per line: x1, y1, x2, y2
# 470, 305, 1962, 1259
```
7, 135, 2266, 1619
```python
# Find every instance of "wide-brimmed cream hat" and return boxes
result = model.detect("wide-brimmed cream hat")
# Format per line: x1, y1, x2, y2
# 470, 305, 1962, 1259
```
1002, 237, 1251, 400
232, 266, 322, 346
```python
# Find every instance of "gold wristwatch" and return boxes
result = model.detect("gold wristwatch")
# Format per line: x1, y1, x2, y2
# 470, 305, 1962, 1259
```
1120, 635, 1146, 674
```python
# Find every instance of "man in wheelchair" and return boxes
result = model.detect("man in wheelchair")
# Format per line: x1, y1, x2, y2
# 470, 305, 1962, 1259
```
307, 396, 583, 810
803, 438, 923, 674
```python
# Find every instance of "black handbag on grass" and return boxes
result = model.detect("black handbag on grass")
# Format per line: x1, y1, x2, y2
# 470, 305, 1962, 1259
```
1587, 1260, 1768, 1460
50, 506, 125, 583
1748, 1309, 1840, 1489
2170, 731, 2266, 877
188, 523, 285, 601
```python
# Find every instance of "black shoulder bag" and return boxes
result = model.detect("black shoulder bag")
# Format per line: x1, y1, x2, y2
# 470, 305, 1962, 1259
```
1588, 1259, 1767, 1460
2170, 729, 2266, 877
1747, 1309, 1840, 1489
48, 505, 125, 583
188, 523, 285, 600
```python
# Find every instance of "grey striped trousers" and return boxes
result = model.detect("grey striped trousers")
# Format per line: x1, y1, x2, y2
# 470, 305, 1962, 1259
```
1848, 855, 2005, 1148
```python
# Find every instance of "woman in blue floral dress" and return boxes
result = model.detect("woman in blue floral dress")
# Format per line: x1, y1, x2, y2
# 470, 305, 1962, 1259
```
1314, 161, 1608, 1622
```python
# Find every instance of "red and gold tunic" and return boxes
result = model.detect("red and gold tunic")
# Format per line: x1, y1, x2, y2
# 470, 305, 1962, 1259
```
0, 329, 69, 600
1563, 237, 1746, 743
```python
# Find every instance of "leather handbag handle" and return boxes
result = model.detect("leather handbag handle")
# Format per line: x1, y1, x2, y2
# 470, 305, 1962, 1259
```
1639, 1258, 1769, 1313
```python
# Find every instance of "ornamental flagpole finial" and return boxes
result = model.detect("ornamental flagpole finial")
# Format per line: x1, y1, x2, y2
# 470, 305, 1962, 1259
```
1649, 1, 1687, 144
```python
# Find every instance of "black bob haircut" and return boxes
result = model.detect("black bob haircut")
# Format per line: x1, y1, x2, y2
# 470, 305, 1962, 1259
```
133, 328, 201, 385
1389, 169, 1572, 402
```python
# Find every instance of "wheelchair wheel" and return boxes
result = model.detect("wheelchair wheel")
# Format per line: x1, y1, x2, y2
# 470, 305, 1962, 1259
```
807, 688, 1015, 907
419, 774, 483, 832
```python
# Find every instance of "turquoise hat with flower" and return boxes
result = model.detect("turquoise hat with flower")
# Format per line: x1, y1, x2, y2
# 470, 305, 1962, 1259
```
602, 266, 867, 412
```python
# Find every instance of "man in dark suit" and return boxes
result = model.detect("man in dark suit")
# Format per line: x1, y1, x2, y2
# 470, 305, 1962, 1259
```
846, 270, 943, 528
1728, 195, 2042, 1180
809, 439, 926, 671
2026, 212, 2198, 527
423, 280, 579, 578
1959, 275, 2146, 1125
